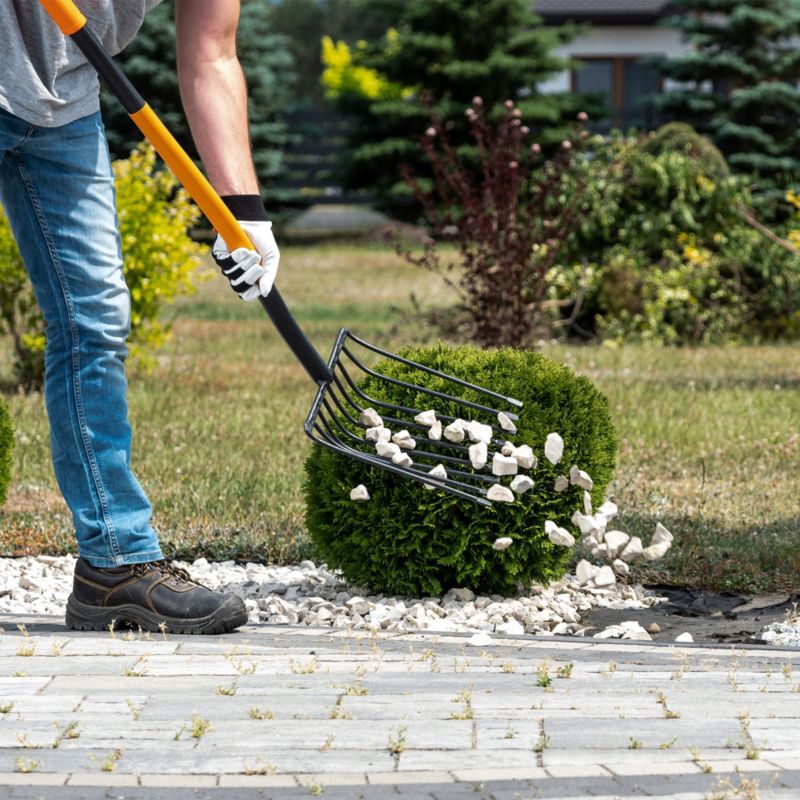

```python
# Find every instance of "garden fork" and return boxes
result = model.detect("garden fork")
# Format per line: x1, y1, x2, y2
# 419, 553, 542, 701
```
39, 0, 523, 506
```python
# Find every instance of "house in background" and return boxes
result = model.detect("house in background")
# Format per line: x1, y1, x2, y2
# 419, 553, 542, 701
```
535, 0, 689, 131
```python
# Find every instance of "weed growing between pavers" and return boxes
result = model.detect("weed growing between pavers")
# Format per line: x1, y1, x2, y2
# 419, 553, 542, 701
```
706, 774, 762, 800
536, 660, 552, 688
660, 736, 678, 749
52, 720, 80, 747
628, 736, 643, 749
689, 746, 714, 773
555, 661, 574, 678
125, 699, 144, 720
248, 707, 275, 720
727, 712, 761, 760
242, 756, 276, 775
14, 757, 39, 773
449, 689, 474, 720
319, 734, 335, 751
0, 701, 14, 715
216, 683, 237, 696
655, 690, 681, 719
388, 725, 408, 755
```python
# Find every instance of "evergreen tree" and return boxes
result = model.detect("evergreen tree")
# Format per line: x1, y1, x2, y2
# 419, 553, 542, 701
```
656, 0, 800, 211
326, 0, 592, 217
102, 0, 296, 204
267, 0, 390, 107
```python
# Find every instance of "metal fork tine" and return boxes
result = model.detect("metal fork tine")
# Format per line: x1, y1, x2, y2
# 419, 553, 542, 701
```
303, 328, 524, 505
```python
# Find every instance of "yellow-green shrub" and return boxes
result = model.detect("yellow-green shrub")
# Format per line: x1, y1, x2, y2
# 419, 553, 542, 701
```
0, 142, 209, 390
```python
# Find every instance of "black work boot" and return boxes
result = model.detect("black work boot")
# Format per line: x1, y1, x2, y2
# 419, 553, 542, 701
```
65, 558, 248, 635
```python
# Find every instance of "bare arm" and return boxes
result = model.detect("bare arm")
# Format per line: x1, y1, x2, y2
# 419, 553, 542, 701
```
175, 0, 259, 196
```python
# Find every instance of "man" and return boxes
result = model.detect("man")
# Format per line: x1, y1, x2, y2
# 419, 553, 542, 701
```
0, 0, 279, 633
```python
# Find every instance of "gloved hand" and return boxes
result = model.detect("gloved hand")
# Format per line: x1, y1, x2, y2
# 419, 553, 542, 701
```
212, 195, 279, 301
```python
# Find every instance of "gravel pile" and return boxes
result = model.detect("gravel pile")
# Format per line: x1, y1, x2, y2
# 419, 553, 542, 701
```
0, 554, 669, 637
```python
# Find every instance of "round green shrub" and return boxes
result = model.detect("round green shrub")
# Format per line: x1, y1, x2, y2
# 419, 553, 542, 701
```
304, 344, 617, 597
638, 122, 730, 179
0, 396, 13, 508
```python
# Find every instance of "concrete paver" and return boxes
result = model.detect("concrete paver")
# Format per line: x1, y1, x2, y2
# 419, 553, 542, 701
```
1, 614, 800, 798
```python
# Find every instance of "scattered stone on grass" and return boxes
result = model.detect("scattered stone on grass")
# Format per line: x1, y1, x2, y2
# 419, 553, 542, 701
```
350, 484, 370, 501
469, 441, 488, 470
491, 536, 513, 550
553, 476, 569, 492
612, 559, 630, 577
391, 430, 416, 449
583, 492, 593, 514
497, 412, 517, 434
501, 441, 515, 456
414, 409, 437, 426
359, 407, 383, 428
424, 463, 448, 490
492, 453, 518, 476
569, 465, 594, 491
376, 441, 401, 459
391, 451, 413, 468
443, 419, 466, 443
544, 432, 564, 465
467, 420, 493, 444
512, 444, 536, 470
487, 484, 515, 503
428, 420, 443, 441
545, 521, 575, 548
619, 536, 643, 562
509, 474, 533, 495
365, 426, 391, 443
603, 530, 630, 558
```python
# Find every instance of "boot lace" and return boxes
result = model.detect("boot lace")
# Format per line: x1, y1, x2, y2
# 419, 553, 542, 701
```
131, 560, 201, 586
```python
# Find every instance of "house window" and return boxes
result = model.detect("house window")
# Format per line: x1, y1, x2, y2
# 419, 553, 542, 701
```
573, 56, 662, 131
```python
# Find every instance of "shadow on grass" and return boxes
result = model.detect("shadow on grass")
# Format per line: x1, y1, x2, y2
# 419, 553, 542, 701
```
596, 511, 800, 595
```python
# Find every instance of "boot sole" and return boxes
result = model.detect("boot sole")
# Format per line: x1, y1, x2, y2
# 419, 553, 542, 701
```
65, 594, 248, 635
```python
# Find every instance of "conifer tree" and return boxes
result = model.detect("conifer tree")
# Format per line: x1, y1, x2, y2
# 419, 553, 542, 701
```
326, 0, 590, 217
102, 0, 296, 202
656, 0, 800, 210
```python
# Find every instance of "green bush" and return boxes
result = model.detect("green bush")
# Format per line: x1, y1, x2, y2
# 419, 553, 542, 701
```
0, 143, 209, 390
304, 344, 617, 596
550, 126, 800, 344
0, 396, 12, 508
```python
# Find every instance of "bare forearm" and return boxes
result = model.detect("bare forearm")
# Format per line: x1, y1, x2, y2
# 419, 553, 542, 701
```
175, 0, 259, 196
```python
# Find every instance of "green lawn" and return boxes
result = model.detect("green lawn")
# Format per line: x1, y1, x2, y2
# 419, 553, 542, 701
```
2, 243, 799, 594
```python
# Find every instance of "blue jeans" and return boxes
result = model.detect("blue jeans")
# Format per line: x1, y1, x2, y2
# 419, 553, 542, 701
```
0, 108, 164, 567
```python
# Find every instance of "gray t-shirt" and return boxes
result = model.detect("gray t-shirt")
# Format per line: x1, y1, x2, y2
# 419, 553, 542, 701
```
0, 0, 165, 128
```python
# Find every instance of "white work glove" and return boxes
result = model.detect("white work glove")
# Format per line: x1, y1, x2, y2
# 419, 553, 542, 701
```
212, 195, 279, 301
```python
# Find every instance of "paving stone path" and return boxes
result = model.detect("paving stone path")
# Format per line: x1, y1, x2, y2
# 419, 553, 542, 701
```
1, 614, 799, 799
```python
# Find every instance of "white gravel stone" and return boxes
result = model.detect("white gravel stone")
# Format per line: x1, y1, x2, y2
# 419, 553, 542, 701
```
544, 432, 564, 465
603, 530, 630, 558
497, 412, 517, 434
513, 445, 536, 470
487, 484, 515, 503
443, 419, 466, 443
391, 451, 413, 468
350, 484, 370, 501
467, 420, 493, 444
651, 522, 673, 547
501, 441, 515, 456
641, 542, 670, 561
424, 463, 448, 490
583, 492, 593, 514
619, 536, 643, 562
414, 409, 438, 426
0, 555, 668, 639
594, 621, 651, 641
510, 475, 533, 495
593, 565, 617, 587
575, 559, 597, 585
469, 441, 488, 470
359, 407, 383, 428
553, 476, 569, 492
597, 500, 618, 519
365, 426, 391, 443
492, 537, 513, 551
612, 559, 630, 577
675, 632, 694, 643
496, 619, 524, 636
545, 521, 575, 548
376, 441, 401, 459
466, 631, 494, 646
391, 430, 416, 449
569, 465, 594, 491
428, 420, 443, 441
492, 453, 518, 476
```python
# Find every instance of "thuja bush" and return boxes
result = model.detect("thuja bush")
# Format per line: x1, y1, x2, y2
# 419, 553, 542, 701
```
0, 397, 12, 508
0, 143, 208, 390
398, 98, 588, 349
304, 345, 616, 596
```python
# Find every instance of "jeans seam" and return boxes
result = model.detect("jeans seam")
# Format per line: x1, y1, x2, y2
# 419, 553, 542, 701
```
13, 152, 122, 563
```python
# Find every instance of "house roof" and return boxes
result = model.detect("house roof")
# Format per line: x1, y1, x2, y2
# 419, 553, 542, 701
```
535, 0, 676, 24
